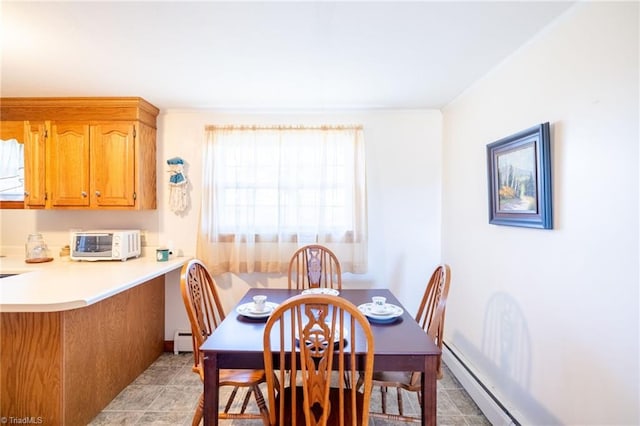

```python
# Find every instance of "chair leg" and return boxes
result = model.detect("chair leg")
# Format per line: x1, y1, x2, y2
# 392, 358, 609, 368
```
252, 384, 270, 425
192, 392, 204, 426
355, 373, 364, 390
239, 387, 253, 413
223, 386, 240, 413
381, 386, 388, 414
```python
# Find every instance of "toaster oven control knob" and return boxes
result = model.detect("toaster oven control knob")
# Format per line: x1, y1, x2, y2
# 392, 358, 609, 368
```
113, 235, 121, 257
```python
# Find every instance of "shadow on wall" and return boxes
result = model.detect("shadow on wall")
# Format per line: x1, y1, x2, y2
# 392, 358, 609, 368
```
482, 292, 532, 391
451, 292, 560, 424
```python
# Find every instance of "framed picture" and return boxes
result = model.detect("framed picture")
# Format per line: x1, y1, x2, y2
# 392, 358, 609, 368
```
486, 122, 552, 229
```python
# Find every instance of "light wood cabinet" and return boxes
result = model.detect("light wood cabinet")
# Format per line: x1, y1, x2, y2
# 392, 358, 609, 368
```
49, 122, 91, 207
23, 121, 48, 207
0, 276, 164, 425
0, 120, 47, 208
0, 97, 159, 210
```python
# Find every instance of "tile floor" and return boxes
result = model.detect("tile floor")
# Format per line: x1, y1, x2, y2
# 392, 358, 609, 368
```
90, 352, 490, 425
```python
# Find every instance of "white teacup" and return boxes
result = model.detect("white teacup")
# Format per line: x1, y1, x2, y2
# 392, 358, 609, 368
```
253, 295, 267, 312
371, 296, 387, 313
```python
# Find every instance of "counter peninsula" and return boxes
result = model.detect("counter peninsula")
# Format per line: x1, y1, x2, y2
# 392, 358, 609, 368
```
0, 255, 188, 425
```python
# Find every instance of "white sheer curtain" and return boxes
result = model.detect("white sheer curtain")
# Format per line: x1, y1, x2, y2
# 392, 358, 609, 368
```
197, 125, 367, 275
0, 139, 24, 201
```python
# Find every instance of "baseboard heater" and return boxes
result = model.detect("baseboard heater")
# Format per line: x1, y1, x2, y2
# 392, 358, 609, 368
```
442, 341, 520, 426
173, 329, 193, 354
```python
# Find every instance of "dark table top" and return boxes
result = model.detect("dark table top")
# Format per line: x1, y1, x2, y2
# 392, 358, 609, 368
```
201, 288, 440, 371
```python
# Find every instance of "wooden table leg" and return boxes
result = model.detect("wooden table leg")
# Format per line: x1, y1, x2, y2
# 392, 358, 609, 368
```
203, 353, 219, 425
422, 355, 438, 426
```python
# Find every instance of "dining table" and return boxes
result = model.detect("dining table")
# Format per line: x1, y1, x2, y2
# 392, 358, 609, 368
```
200, 288, 441, 425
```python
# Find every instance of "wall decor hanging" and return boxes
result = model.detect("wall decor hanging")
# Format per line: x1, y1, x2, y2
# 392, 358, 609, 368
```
486, 122, 552, 229
167, 157, 188, 214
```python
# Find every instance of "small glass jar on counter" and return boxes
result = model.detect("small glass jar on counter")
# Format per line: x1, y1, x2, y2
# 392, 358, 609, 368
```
25, 233, 50, 262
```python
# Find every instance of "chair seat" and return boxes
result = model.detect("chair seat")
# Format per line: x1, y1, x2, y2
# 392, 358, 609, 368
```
220, 369, 266, 386
372, 371, 419, 391
275, 386, 366, 425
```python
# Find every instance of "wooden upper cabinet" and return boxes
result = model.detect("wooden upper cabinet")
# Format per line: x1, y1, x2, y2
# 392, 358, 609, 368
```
0, 97, 159, 210
49, 122, 91, 207
90, 122, 136, 207
23, 121, 48, 208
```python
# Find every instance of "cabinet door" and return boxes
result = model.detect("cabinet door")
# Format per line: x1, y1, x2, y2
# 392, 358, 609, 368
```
23, 121, 48, 208
49, 123, 90, 207
90, 123, 136, 207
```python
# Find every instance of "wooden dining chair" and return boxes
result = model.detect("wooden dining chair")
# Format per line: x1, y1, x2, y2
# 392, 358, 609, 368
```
288, 244, 342, 290
263, 294, 375, 426
367, 264, 451, 423
180, 259, 269, 425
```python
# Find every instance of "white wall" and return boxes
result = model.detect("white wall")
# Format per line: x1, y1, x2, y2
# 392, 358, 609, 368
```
160, 109, 443, 336
441, 2, 638, 425
0, 109, 443, 341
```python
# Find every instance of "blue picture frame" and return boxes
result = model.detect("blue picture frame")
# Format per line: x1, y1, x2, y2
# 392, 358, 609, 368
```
487, 123, 552, 229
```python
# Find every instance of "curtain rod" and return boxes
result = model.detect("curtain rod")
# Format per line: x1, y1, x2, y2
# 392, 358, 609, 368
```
205, 124, 363, 131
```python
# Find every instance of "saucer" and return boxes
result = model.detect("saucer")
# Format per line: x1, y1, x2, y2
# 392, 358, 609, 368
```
236, 301, 279, 318
301, 288, 340, 296
357, 302, 404, 323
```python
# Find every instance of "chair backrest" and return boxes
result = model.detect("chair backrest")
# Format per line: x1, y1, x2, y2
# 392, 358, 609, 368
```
414, 264, 451, 379
288, 245, 342, 290
180, 259, 226, 373
263, 294, 375, 426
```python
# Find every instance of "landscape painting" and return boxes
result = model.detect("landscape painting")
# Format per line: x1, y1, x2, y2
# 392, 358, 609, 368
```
496, 143, 536, 212
486, 122, 552, 229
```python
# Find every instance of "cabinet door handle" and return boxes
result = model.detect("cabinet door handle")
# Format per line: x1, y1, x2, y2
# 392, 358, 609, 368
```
24, 191, 29, 197
81, 191, 87, 197
95, 191, 101, 197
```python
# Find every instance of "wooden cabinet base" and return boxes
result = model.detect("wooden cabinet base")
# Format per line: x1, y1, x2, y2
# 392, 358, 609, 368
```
0, 277, 165, 425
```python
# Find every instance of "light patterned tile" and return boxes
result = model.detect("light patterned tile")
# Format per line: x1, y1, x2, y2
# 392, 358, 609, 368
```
465, 414, 493, 425
103, 385, 163, 411
446, 388, 484, 416
95, 353, 489, 426
152, 352, 194, 368
436, 415, 469, 425
133, 366, 179, 386
147, 385, 201, 412
437, 389, 463, 416
88, 410, 143, 425
136, 411, 193, 425
439, 368, 464, 390
170, 365, 202, 386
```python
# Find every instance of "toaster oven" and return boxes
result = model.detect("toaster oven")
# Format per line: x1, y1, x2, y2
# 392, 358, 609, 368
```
70, 230, 141, 261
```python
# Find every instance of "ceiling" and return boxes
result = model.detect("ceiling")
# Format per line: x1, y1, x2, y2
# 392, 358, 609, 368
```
1, 1, 574, 111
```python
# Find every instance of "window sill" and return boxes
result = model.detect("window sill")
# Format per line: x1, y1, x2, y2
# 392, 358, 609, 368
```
0, 201, 24, 209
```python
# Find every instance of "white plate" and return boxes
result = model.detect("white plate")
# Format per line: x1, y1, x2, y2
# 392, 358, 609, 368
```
300, 288, 340, 296
236, 301, 279, 318
357, 302, 404, 320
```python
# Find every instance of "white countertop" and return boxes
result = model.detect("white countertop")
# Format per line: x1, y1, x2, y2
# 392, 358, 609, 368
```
0, 254, 190, 313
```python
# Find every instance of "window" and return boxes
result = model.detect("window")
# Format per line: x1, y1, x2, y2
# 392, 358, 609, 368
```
197, 125, 367, 274
0, 139, 25, 202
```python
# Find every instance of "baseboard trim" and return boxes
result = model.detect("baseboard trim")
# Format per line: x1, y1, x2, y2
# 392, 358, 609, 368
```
442, 342, 519, 426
